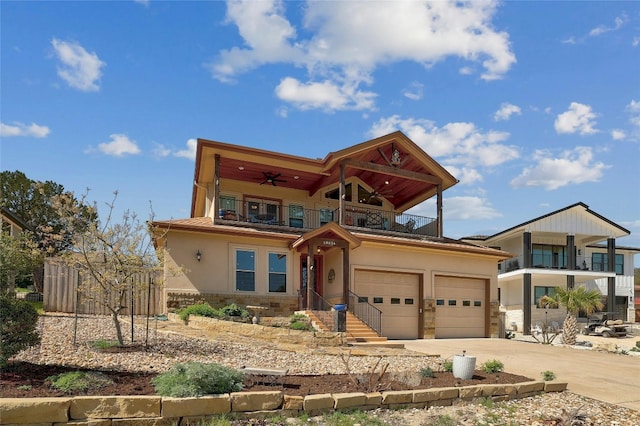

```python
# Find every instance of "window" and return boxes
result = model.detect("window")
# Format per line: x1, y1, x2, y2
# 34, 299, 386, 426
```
534, 286, 557, 307
436, 299, 445, 306
532, 244, 568, 269
474, 300, 482, 307
319, 208, 334, 225
219, 196, 236, 211
325, 183, 352, 201
246, 198, 280, 224
289, 205, 304, 228
235, 250, 255, 291
404, 298, 414, 305
448, 300, 456, 306
462, 300, 471, 307
268, 253, 287, 293
373, 297, 383, 304
357, 184, 382, 206
390, 298, 400, 304
592, 253, 624, 275
358, 296, 369, 303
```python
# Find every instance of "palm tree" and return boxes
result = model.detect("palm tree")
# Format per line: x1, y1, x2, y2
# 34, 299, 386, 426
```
538, 286, 604, 345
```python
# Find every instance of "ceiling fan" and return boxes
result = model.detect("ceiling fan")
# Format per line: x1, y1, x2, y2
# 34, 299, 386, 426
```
362, 186, 395, 202
259, 172, 287, 186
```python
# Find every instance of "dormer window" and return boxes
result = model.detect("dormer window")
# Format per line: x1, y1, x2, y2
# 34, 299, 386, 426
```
357, 184, 382, 207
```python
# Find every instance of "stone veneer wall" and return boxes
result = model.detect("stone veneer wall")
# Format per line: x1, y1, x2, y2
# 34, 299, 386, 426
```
0, 381, 567, 425
166, 292, 298, 317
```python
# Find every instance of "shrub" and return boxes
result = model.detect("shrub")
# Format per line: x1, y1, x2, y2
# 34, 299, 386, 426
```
442, 359, 453, 372
152, 362, 245, 397
420, 367, 434, 378
91, 339, 120, 350
481, 359, 504, 373
220, 303, 250, 319
46, 371, 114, 393
290, 320, 312, 331
0, 294, 41, 368
178, 302, 221, 321
541, 370, 556, 381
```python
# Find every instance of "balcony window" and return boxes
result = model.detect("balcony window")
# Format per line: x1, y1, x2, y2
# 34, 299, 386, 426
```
268, 253, 287, 293
325, 183, 352, 201
534, 286, 557, 307
289, 205, 304, 228
592, 253, 623, 275
532, 244, 568, 269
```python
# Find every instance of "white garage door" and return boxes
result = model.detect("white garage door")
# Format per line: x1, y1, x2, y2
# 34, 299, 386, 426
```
354, 270, 420, 339
435, 276, 486, 338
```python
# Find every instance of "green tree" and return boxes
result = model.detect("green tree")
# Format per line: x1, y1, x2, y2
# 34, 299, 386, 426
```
53, 190, 164, 346
539, 286, 604, 345
0, 230, 42, 294
0, 170, 96, 255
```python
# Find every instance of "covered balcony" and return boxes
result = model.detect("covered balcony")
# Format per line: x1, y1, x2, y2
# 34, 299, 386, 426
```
216, 200, 438, 237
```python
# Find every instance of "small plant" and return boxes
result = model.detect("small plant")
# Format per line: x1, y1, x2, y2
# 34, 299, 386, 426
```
290, 320, 312, 330
17, 385, 32, 391
219, 303, 249, 319
442, 359, 453, 372
420, 367, 434, 378
541, 370, 556, 381
631, 341, 640, 352
289, 313, 312, 330
152, 362, 244, 397
481, 359, 504, 373
46, 371, 114, 393
91, 339, 120, 350
178, 302, 220, 321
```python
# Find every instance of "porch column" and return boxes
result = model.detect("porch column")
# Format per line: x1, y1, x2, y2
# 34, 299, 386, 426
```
342, 246, 350, 304
437, 183, 443, 237
523, 273, 532, 335
213, 154, 221, 220
523, 231, 532, 268
607, 237, 616, 313
339, 162, 345, 226
567, 234, 575, 289
307, 243, 316, 310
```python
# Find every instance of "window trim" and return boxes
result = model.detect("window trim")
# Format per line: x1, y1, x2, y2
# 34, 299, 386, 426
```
267, 252, 287, 293
235, 249, 256, 292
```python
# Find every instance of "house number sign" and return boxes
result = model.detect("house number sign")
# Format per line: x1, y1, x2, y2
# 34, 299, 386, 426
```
322, 240, 337, 247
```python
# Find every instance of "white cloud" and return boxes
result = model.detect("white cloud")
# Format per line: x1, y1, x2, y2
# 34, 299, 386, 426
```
589, 15, 626, 37
403, 82, 424, 101
274, 77, 375, 111
409, 196, 501, 221
210, 0, 515, 111
554, 102, 598, 135
152, 143, 171, 158
174, 138, 197, 160
51, 38, 105, 92
611, 129, 626, 140
97, 134, 141, 157
134, 0, 149, 6
493, 102, 521, 121
444, 166, 483, 185
0, 121, 50, 138
633, 37, 640, 47
510, 146, 609, 190
369, 115, 519, 167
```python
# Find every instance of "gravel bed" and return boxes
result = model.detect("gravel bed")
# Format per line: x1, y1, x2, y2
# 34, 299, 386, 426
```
10, 314, 640, 425
12, 314, 442, 374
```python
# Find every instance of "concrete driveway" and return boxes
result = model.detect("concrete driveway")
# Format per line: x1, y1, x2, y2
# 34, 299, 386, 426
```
397, 338, 640, 412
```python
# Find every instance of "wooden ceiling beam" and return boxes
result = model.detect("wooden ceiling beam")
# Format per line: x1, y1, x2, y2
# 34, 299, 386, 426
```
341, 158, 442, 185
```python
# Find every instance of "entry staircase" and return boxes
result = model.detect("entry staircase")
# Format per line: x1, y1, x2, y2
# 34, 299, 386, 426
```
305, 310, 402, 347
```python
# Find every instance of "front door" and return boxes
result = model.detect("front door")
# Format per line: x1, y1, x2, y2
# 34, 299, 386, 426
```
300, 255, 323, 309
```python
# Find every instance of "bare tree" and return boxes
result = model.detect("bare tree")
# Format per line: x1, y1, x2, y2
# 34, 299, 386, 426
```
54, 190, 164, 346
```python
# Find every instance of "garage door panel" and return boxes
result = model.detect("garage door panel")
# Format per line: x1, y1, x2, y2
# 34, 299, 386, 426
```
354, 270, 419, 339
435, 276, 486, 338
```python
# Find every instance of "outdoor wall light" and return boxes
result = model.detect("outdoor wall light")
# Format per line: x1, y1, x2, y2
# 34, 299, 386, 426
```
196, 250, 202, 262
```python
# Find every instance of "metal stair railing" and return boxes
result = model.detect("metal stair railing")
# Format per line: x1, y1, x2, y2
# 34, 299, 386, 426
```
348, 290, 382, 336
309, 290, 336, 331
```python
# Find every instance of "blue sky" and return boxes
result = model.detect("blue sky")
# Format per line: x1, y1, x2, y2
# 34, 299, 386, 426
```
2, 1, 639, 264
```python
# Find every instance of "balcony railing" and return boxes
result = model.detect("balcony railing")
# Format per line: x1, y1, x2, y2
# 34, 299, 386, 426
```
499, 255, 594, 273
216, 200, 438, 237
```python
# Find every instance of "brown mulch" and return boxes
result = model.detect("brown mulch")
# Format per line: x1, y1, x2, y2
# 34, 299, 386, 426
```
0, 361, 532, 398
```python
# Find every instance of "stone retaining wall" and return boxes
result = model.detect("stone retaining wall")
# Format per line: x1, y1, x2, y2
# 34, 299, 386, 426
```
0, 381, 566, 425
174, 313, 347, 347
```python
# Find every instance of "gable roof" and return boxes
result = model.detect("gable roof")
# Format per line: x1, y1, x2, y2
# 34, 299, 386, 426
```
1, 207, 32, 231
191, 131, 458, 217
467, 202, 630, 245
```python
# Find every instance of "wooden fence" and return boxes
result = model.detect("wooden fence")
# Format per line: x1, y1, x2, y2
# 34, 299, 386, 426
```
44, 260, 163, 316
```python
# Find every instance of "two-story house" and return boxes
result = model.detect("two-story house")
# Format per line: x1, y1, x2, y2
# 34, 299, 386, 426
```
463, 202, 638, 334
153, 131, 511, 339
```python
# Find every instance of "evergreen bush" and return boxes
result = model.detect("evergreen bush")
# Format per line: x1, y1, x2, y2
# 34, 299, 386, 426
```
152, 362, 245, 397
0, 294, 40, 368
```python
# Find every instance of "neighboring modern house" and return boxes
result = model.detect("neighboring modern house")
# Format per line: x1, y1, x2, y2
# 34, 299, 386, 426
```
153, 131, 511, 339
1, 207, 33, 292
462, 203, 638, 334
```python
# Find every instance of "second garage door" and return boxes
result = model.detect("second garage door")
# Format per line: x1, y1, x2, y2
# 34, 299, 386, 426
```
354, 270, 420, 339
434, 276, 486, 338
